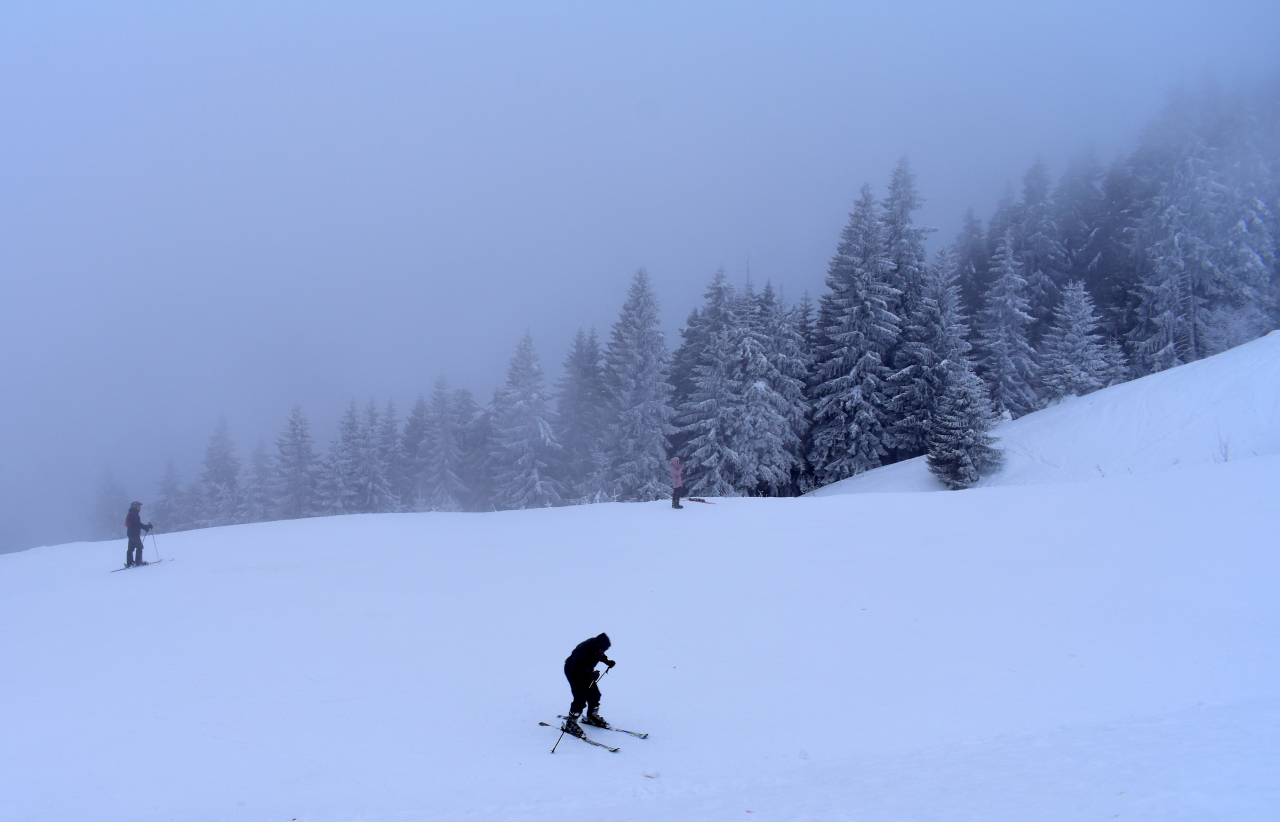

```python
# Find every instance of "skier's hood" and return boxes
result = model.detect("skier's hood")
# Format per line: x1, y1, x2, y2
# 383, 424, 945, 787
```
594, 632, 611, 651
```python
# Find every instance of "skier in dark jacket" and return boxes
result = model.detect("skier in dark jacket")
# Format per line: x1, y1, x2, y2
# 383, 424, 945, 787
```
125, 501, 153, 567
563, 632, 615, 732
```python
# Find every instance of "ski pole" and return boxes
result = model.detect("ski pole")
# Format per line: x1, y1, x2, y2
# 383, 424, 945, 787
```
150, 531, 162, 560
551, 726, 566, 753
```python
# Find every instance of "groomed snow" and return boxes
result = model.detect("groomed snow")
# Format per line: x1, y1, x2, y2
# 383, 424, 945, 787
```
2, 335, 1278, 821
813, 329, 1280, 495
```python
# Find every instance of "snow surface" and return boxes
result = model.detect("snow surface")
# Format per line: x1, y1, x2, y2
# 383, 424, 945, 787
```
814, 329, 1280, 495
2, 336, 1279, 821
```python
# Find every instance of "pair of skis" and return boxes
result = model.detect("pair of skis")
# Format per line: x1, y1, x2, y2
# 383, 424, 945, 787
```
540, 716, 648, 753
110, 559, 168, 573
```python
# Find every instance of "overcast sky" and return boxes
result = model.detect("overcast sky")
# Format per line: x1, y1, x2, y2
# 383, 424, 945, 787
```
2, 1, 1278, 552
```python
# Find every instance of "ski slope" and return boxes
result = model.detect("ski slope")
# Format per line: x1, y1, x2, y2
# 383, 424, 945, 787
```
2, 338, 1279, 821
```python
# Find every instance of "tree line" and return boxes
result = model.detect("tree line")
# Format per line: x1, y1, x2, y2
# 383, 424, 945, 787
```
93, 82, 1278, 536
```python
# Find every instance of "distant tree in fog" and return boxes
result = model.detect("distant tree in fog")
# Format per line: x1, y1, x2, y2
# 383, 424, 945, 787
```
199, 418, 242, 527
605, 269, 676, 501
91, 470, 132, 540
271, 405, 319, 520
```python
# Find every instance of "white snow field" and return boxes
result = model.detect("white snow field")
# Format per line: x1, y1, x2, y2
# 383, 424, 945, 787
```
3, 338, 1279, 822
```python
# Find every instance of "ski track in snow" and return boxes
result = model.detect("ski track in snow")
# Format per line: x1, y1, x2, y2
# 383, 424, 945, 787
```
2, 335, 1278, 821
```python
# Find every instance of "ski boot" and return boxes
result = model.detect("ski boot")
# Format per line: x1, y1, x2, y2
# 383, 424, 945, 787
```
583, 708, 609, 728
562, 712, 584, 735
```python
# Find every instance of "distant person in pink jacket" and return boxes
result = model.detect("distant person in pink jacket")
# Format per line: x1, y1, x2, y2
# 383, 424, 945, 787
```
668, 456, 685, 509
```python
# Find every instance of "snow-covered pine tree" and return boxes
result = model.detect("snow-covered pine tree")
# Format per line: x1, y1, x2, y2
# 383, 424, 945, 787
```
677, 284, 744, 497
670, 269, 736, 459
886, 247, 972, 459
316, 402, 361, 516
237, 440, 273, 524
733, 279, 805, 495
453, 388, 493, 511
271, 405, 319, 520
377, 402, 406, 509
604, 269, 676, 501
1015, 158, 1067, 341
490, 333, 564, 509
1129, 102, 1277, 373
399, 396, 431, 510
954, 208, 989, 321
555, 328, 613, 503
199, 418, 242, 527
976, 231, 1040, 418
1039, 280, 1112, 401
1054, 148, 1107, 288
152, 459, 193, 534
351, 400, 399, 514
758, 281, 812, 493
808, 184, 900, 486
881, 157, 932, 331
926, 365, 1003, 490
421, 377, 468, 511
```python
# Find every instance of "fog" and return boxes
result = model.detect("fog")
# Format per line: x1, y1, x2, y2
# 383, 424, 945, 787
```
2, 2, 1277, 553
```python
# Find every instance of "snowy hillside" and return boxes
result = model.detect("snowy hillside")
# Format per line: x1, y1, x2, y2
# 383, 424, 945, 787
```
814, 330, 1280, 496
2, 340, 1279, 821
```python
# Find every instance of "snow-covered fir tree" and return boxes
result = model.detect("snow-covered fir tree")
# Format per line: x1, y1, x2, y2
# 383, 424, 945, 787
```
453, 388, 493, 511
316, 403, 362, 516
350, 400, 399, 514
881, 157, 931, 332
670, 268, 736, 459
677, 281, 745, 497
1039, 280, 1113, 401
376, 402, 406, 509
605, 269, 676, 501
555, 328, 613, 503
151, 459, 194, 534
421, 377, 468, 511
1131, 135, 1276, 372
886, 248, 973, 459
954, 208, 989, 320
237, 440, 273, 524
490, 334, 564, 509
1054, 148, 1108, 288
758, 281, 812, 492
733, 280, 806, 495
399, 396, 431, 509
1014, 158, 1067, 341
808, 184, 900, 486
271, 405, 319, 520
926, 365, 1003, 490
976, 231, 1040, 418
199, 418, 242, 527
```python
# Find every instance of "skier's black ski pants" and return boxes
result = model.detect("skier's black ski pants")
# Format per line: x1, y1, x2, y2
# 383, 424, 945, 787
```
565, 668, 601, 715
126, 534, 144, 566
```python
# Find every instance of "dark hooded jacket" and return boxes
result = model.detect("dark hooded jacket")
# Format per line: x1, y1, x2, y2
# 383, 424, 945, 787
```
125, 507, 149, 539
564, 633, 612, 683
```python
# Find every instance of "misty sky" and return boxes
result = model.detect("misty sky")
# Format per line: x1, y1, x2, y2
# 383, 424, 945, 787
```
3, 1, 1278, 553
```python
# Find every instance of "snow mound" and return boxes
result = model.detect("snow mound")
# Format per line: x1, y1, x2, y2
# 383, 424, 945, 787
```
813, 330, 1280, 495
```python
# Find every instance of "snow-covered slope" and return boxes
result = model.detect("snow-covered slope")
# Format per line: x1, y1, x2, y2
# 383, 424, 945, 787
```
2, 339, 1278, 821
814, 329, 1280, 496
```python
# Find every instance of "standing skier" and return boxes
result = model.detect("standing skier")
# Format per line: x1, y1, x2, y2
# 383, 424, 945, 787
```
563, 632, 615, 732
124, 501, 153, 567
668, 456, 684, 509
